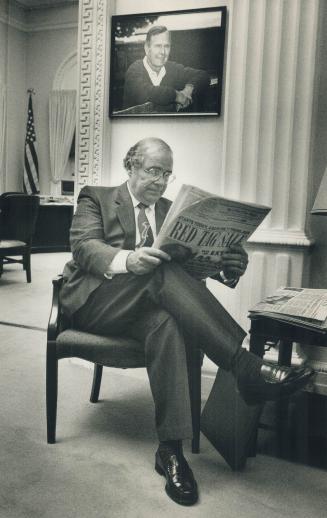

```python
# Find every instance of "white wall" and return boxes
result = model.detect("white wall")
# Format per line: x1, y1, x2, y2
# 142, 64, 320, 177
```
3, 25, 27, 192
104, 0, 228, 205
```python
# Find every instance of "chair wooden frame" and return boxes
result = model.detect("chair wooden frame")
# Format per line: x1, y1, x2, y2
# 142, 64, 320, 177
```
47, 275, 202, 453
0, 193, 39, 283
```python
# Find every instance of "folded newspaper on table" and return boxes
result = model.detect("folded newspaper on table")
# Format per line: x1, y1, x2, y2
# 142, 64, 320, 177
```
153, 184, 270, 279
249, 287, 327, 331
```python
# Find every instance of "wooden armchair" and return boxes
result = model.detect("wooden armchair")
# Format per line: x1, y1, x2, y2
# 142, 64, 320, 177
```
47, 275, 203, 453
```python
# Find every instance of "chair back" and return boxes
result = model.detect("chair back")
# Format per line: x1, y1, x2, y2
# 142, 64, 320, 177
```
0, 194, 40, 243
0, 191, 23, 198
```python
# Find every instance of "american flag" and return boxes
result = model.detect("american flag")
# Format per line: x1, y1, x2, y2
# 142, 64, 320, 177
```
23, 94, 40, 194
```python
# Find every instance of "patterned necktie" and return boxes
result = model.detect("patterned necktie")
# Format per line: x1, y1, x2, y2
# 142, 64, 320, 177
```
136, 202, 154, 247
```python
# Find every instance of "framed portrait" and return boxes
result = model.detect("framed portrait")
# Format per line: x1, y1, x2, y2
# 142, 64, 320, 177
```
109, 7, 227, 117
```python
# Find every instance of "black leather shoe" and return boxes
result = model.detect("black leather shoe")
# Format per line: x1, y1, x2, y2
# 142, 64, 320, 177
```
155, 447, 198, 506
238, 362, 314, 405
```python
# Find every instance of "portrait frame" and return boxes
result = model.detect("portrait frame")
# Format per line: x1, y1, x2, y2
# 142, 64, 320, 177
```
109, 6, 227, 118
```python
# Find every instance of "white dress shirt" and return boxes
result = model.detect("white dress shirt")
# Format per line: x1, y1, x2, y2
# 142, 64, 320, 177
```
105, 183, 157, 277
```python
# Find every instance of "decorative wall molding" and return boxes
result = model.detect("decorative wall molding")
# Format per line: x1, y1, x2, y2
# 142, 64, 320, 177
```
248, 229, 314, 248
53, 50, 77, 90
76, 0, 109, 193
76, 0, 94, 189
93, 0, 106, 190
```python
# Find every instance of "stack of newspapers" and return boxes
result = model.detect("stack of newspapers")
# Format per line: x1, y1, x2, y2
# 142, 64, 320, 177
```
249, 287, 327, 332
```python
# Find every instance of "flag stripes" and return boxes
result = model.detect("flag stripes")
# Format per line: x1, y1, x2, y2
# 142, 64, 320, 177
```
23, 94, 40, 194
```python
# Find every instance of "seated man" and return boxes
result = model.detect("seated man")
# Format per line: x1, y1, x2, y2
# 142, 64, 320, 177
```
60, 137, 313, 507
123, 25, 211, 113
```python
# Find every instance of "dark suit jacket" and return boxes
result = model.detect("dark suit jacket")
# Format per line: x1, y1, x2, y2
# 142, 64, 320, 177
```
61, 182, 237, 318
60, 183, 171, 317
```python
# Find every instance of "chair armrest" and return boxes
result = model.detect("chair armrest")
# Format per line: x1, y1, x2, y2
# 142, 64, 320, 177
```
47, 275, 64, 341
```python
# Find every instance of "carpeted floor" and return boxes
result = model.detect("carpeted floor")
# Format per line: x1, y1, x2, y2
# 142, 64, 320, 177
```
1, 254, 327, 517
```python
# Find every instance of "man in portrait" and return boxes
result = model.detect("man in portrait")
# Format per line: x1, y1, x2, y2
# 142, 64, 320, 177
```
123, 26, 211, 113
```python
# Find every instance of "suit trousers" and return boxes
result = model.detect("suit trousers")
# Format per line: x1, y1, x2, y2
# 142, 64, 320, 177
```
73, 262, 246, 441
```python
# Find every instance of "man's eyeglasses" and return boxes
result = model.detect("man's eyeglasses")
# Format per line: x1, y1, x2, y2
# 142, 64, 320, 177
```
143, 167, 176, 184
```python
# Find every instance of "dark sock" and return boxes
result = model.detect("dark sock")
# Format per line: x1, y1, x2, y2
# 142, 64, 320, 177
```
159, 439, 183, 455
231, 347, 263, 384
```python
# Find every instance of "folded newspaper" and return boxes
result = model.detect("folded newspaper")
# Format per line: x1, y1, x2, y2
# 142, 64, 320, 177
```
249, 287, 327, 331
153, 184, 271, 279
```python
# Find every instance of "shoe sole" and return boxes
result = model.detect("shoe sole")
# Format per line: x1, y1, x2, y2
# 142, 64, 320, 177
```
155, 461, 198, 506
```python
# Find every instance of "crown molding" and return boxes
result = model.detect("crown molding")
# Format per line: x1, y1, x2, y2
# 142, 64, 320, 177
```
248, 228, 314, 247
15, 1, 78, 11
0, 15, 77, 32
0, 2, 77, 32
27, 20, 77, 32
0, 14, 26, 32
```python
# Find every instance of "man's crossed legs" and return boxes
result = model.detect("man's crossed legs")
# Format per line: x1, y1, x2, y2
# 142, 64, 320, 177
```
73, 263, 313, 506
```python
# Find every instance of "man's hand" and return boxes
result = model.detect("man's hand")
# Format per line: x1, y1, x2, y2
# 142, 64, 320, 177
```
220, 244, 248, 279
183, 83, 194, 98
175, 90, 191, 109
126, 247, 171, 275
175, 84, 194, 110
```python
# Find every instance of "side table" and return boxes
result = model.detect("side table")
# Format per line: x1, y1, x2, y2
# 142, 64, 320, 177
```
32, 203, 74, 253
249, 315, 327, 463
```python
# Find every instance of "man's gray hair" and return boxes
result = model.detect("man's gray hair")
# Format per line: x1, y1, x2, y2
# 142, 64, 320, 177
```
145, 25, 170, 46
123, 138, 172, 172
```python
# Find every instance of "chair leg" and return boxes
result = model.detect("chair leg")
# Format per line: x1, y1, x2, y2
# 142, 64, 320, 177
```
247, 332, 266, 457
275, 340, 293, 458
46, 346, 58, 444
188, 348, 202, 454
90, 364, 103, 403
24, 253, 31, 283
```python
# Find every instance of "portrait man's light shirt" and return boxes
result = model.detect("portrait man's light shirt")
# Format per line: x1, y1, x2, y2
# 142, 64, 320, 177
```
143, 56, 166, 86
